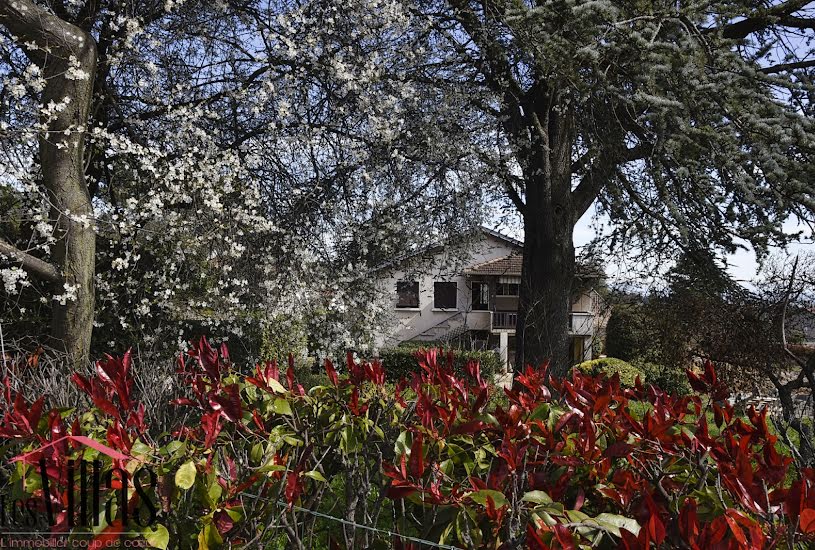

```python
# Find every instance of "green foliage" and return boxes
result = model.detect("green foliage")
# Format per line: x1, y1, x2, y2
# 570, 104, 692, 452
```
604, 302, 657, 362
4, 340, 815, 549
287, 356, 326, 389
260, 315, 308, 362
635, 360, 691, 396
376, 344, 502, 381
576, 357, 645, 387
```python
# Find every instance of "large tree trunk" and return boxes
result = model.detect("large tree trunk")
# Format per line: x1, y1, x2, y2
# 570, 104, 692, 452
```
0, 1, 97, 368
515, 203, 575, 377
513, 100, 576, 378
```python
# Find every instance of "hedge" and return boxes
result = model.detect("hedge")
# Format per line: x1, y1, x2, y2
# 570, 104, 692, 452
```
376, 345, 503, 381
634, 360, 691, 396
576, 356, 645, 387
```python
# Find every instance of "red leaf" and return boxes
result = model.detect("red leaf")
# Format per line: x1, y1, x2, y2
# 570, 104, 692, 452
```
724, 509, 747, 545
604, 442, 633, 458
214, 509, 234, 535
452, 420, 488, 435
286, 366, 296, 391
201, 411, 222, 447
285, 471, 303, 505
386, 485, 417, 499
210, 384, 242, 422
526, 523, 549, 550
553, 524, 577, 549
71, 373, 92, 395
679, 499, 699, 541
170, 397, 197, 407
801, 508, 815, 534
573, 487, 585, 511
325, 359, 339, 386
408, 433, 425, 478
647, 513, 666, 545
703, 360, 717, 386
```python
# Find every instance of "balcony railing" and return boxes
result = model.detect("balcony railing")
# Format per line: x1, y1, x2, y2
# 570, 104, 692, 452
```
492, 311, 517, 329
490, 311, 594, 335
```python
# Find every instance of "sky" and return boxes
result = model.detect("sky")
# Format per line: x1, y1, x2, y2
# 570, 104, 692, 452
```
572, 207, 815, 287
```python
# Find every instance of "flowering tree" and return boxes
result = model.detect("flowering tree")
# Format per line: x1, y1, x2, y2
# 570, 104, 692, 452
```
0, 1, 97, 366
0, 0, 487, 364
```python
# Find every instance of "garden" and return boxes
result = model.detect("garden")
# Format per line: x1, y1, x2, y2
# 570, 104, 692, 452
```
2, 0, 815, 548
0, 339, 812, 549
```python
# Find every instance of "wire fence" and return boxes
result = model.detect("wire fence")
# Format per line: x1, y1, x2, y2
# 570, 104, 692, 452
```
239, 492, 462, 549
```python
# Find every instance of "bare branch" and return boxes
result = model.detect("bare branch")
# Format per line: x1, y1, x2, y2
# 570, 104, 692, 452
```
760, 59, 815, 74
714, 0, 814, 39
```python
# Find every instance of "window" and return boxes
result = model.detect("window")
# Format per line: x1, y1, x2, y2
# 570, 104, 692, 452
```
434, 282, 457, 309
471, 282, 489, 310
396, 281, 419, 308
496, 282, 519, 296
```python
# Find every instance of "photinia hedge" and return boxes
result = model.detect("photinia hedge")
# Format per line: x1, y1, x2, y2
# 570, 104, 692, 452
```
0, 338, 813, 549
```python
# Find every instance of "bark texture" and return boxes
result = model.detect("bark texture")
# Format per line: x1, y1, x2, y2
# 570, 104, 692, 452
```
512, 98, 576, 377
0, 0, 97, 368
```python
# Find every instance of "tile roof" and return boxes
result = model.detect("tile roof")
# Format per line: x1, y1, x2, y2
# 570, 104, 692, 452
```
465, 254, 603, 280
465, 253, 523, 276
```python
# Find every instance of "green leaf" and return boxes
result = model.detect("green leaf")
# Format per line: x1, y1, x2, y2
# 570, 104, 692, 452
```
268, 378, 287, 393
340, 426, 360, 454
273, 398, 293, 416
207, 476, 222, 504
250, 442, 264, 465
468, 489, 508, 509
175, 460, 197, 490
565, 509, 590, 523
533, 510, 558, 528
395, 430, 411, 456
131, 439, 153, 458
304, 470, 327, 483
595, 513, 641, 536
260, 464, 287, 476
161, 440, 186, 459
522, 490, 553, 504
142, 524, 170, 550
478, 413, 500, 426
282, 435, 303, 446
529, 403, 551, 421
198, 520, 223, 549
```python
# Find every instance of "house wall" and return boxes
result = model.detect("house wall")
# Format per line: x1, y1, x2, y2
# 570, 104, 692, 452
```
374, 231, 606, 368
374, 232, 517, 349
571, 292, 594, 312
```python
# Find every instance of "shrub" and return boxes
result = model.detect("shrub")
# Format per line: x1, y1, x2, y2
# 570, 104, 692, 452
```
604, 303, 655, 361
376, 344, 502, 380
576, 356, 645, 387
1, 340, 814, 549
635, 360, 692, 396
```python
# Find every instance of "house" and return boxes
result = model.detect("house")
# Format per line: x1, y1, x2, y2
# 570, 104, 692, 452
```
374, 228, 607, 370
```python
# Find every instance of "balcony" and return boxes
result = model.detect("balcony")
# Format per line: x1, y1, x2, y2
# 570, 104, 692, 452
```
492, 311, 518, 330
490, 311, 594, 335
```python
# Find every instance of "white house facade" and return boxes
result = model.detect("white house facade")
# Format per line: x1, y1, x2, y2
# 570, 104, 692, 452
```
374, 228, 606, 370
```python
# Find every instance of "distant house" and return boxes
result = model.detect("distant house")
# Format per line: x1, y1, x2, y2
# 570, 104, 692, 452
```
374, 228, 607, 371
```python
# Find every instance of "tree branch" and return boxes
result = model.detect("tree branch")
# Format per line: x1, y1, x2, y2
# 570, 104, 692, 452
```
760, 58, 815, 73
0, 0, 85, 64
571, 143, 652, 221
714, 0, 814, 39
0, 239, 62, 284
